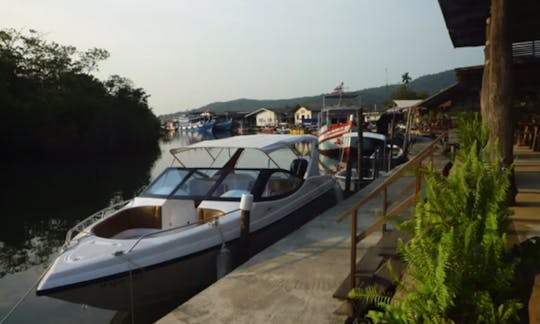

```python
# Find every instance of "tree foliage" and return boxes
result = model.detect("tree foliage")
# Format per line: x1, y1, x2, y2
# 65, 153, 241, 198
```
401, 72, 412, 84
0, 28, 160, 157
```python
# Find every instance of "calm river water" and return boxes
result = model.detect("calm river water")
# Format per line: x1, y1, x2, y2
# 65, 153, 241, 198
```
0, 131, 229, 324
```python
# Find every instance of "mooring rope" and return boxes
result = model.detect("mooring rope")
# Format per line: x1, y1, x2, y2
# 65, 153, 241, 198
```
115, 252, 146, 324
0, 258, 56, 324
129, 269, 135, 324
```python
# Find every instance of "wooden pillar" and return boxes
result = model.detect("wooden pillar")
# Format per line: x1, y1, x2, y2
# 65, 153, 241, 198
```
530, 274, 540, 323
356, 108, 364, 187
240, 194, 253, 262
481, 0, 516, 203
350, 210, 358, 290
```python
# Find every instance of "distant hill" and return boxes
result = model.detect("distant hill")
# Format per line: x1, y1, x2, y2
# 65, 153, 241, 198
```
161, 69, 456, 118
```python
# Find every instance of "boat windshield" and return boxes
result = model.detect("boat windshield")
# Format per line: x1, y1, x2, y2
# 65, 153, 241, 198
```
319, 107, 359, 128
142, 168, 261, 199
147, 141, 315, 200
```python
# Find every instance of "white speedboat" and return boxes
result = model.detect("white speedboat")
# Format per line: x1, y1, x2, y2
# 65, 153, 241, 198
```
36, 135, 339, 310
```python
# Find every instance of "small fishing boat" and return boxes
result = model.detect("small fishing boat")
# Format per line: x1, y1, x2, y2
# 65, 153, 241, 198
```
317, 106, 361, 156
180, 111, 215, 133
317, 86, 360, 156
317, 96, 406, 173
320, 131, 404, 172
212, 118, 233, 132
36, 135, 339, 310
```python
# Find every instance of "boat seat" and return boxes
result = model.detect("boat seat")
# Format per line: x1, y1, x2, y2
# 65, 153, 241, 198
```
188, 178, 225, 196
162, 200, 197, 229
221, 173, 254, 191
197, 208, 225, 224
290, 158, 308, 178
263, 178, 301, 197
92, 206, 161, 238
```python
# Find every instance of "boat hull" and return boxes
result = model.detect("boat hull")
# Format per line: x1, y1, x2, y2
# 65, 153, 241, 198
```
181, 122, 215, 133
317, 121, 353, 156
213, 119, 232, 132
38, 188, 338, 310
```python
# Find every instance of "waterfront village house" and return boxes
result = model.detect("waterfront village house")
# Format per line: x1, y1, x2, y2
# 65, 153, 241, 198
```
244, 108, 278, 127
294, 106, 320, 125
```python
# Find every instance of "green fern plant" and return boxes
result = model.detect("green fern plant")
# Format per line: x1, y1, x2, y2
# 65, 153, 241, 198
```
361, 113, 522, 323
348, 286, 392, 306
456, 112, 489, 153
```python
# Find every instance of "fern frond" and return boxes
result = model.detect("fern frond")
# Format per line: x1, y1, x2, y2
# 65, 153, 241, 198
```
348, 286, 391, 306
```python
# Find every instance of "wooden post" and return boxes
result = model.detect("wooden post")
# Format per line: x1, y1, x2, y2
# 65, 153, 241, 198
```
387, 113, 396, 172
414, 156, 425, 200
356, 108, 364, 189
531, 125, 538, 151
382, 188, 388, 232
529, 274, 540, 323
350, 209, 358, 290
345, 115, 354, 194
402, 109, 413, 156
240, 194, 253, 262
481, 0, 516, 203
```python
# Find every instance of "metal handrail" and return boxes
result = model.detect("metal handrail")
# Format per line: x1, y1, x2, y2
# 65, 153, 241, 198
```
336, 134, 446, 291
336, 135, 444, 223
64, 200, 130, 245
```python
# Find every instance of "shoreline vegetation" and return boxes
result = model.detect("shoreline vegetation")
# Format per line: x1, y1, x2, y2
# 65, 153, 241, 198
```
0, 28, 161, 159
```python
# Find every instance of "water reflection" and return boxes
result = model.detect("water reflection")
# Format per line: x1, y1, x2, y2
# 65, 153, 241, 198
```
0, 149, 159, 275
0, 131, 232, 324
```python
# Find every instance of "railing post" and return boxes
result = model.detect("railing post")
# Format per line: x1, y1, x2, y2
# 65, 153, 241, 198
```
350, 209, 358, 290
240, 194, 253, 263
415, 168, 422, 198
382, 188, 388, 232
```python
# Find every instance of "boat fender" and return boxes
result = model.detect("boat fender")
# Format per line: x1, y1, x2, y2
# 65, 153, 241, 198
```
216, 245, 232, 279
211, 219, 232, 279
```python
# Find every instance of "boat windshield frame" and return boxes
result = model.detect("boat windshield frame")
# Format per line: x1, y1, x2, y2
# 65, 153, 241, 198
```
141, 166, 307, 202
152, 135, 318, 201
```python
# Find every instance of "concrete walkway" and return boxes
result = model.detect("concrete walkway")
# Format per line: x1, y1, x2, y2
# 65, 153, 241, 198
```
158, 173, 417, 324
510, 145, 540, 243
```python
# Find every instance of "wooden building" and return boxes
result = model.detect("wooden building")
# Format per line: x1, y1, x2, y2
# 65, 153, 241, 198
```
438, 0, 540, 174
244, 108, 279, 127
294, 106, 319, 126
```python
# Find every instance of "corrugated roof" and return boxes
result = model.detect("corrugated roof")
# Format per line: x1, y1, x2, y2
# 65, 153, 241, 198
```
438, 0, 540, 47
243, 108, 274, 118
393, 100, 423, 108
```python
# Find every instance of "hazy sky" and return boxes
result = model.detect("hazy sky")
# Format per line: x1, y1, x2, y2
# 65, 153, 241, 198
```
3, 0, 484, 115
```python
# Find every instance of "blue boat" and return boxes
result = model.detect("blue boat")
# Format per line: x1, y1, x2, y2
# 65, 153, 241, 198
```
181, 112, 215, 133
213, 118, 233, 132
